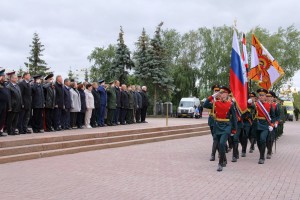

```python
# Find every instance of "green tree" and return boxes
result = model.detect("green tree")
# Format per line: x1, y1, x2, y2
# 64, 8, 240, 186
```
135, 22, 174, 115
84, 68, 89, 82
25, 32, 50, 76
88, 44, 116, 82
68, 67, 75, 80
112, 26, 134, 84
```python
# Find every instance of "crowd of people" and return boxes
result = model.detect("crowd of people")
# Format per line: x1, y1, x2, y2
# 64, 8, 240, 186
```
0, 69, 149, 136
203, 84, 286, 172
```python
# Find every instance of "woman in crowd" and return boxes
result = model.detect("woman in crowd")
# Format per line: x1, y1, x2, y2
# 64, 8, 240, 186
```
84, 83, 94, 128
70, 81, 81, 129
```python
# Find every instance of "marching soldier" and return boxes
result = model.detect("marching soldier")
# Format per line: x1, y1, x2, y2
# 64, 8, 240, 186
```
266, 91, 280, 159
248, 92, 257, 153
277, 98, 285, 139
0, 69, 9, 136
203, 86, 237, 171
231, 100, 242, 162
249, 88, 275, 164
203, 84, 220, 161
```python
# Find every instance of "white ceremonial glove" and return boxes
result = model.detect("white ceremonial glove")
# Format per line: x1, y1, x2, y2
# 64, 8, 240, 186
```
248, 99, 253, 104
212, 92, 220, 98
268, 126, 273, 132
275, 123, 278, 128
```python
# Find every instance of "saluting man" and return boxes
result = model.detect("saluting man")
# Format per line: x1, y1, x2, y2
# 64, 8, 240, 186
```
249, 88, 275, 164
203, 86, 237, 172
203, 84, 220, 161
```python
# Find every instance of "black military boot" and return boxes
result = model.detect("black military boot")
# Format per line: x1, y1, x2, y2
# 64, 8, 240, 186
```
232, 143, 238, 162
258, 144, 266, 164
217, 155, 223, 172
210, 141, 218, 161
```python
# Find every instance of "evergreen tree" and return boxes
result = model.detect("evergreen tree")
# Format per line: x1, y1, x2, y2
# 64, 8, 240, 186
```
112, 26, 134, 84
84, 68, 89, 82
17, 66, 26, 77
25, 32, 50, 76
135, 22, 174, 115
68, 67, 75, 80
134, 28, 149, 80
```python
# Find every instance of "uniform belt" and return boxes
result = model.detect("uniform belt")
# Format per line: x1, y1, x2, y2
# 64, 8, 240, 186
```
215, 118, 230, 122
257, 117, 266, 120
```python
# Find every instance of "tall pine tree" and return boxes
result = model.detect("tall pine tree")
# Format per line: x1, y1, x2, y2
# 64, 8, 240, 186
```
26, 32, 50, 76
112, 26, 134, 84
135, 22, 174, 115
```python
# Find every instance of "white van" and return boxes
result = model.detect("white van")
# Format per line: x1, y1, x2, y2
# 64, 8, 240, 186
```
177, 97, 200, 118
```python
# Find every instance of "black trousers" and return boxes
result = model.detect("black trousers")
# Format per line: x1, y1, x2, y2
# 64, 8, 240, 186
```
0, 106, 7, 130
113, 107, 121, 124
120, 108, 127, 124
32, 108, 43, 132
18, 108, 31, 133
62, 109, 71, 129
54, 108, 63, 129
141, 106, 148, 122
6, 111, 19, 134
45, 108, 55, 131
135, 108, 141, 123
90, 108, 99, 127
77, 112, 85, 128
70, 112, 78, 128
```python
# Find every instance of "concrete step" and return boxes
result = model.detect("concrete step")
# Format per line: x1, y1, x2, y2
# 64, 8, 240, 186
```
0, 123, 206, 148
0, 129, 209, 164
0, 126, 209, 157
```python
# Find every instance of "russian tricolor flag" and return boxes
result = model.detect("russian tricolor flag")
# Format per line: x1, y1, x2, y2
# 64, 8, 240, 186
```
230, 30, 248, 113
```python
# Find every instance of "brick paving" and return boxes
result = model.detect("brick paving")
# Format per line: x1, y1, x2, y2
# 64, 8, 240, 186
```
0, 119, 299, 200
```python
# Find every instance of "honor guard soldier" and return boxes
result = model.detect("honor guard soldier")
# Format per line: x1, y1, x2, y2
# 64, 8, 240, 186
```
0, 69, 10, 136
203, 86, 237, 172
249, 88, 275, 164
248, 92, 257, 153
231, 99, 242, 162
203, 84, 220, 161
266, 91, 280, 159
240, 92, 256, 157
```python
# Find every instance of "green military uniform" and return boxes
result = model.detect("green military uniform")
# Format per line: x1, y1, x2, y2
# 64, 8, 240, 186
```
203, 86, 237, 172
126, 90, 135, 124
231, 101, 242, 162
277, 99, 286, 139
106, 83, 117, 126
203, 84, 220, 161
253, 89, 275, 164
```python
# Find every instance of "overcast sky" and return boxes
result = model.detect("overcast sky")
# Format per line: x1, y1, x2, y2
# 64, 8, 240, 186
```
0, 0, 299, 88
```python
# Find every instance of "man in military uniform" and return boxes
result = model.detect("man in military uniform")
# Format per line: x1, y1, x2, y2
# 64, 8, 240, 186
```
106, 81, 117, 126
0, 69, 9, 136
203, 86, 237, 172
31, 75, 45, 133
266, 91, 280, 159
277, 98, 285, 139
249, 88, 275, 164
43, 74, 56, 132
248, 92, 257, 153
231, 100, 243, 162
240, 92, 256, 157
97, 80, 107, 127
203, 84, 220, 161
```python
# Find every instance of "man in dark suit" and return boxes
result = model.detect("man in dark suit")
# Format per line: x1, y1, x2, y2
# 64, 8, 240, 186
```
54, 75, 64, 131
31, 75, 45, 133
17, 72, 32, 134
120, 84, 129, 125
113, 80, 121, 125
62, 78, 72, 130
140, 86, 149, 123
135, 85, 143, 123
0, 69, 9, 136
43, 74, 56, 132
6, 74, 23, 135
